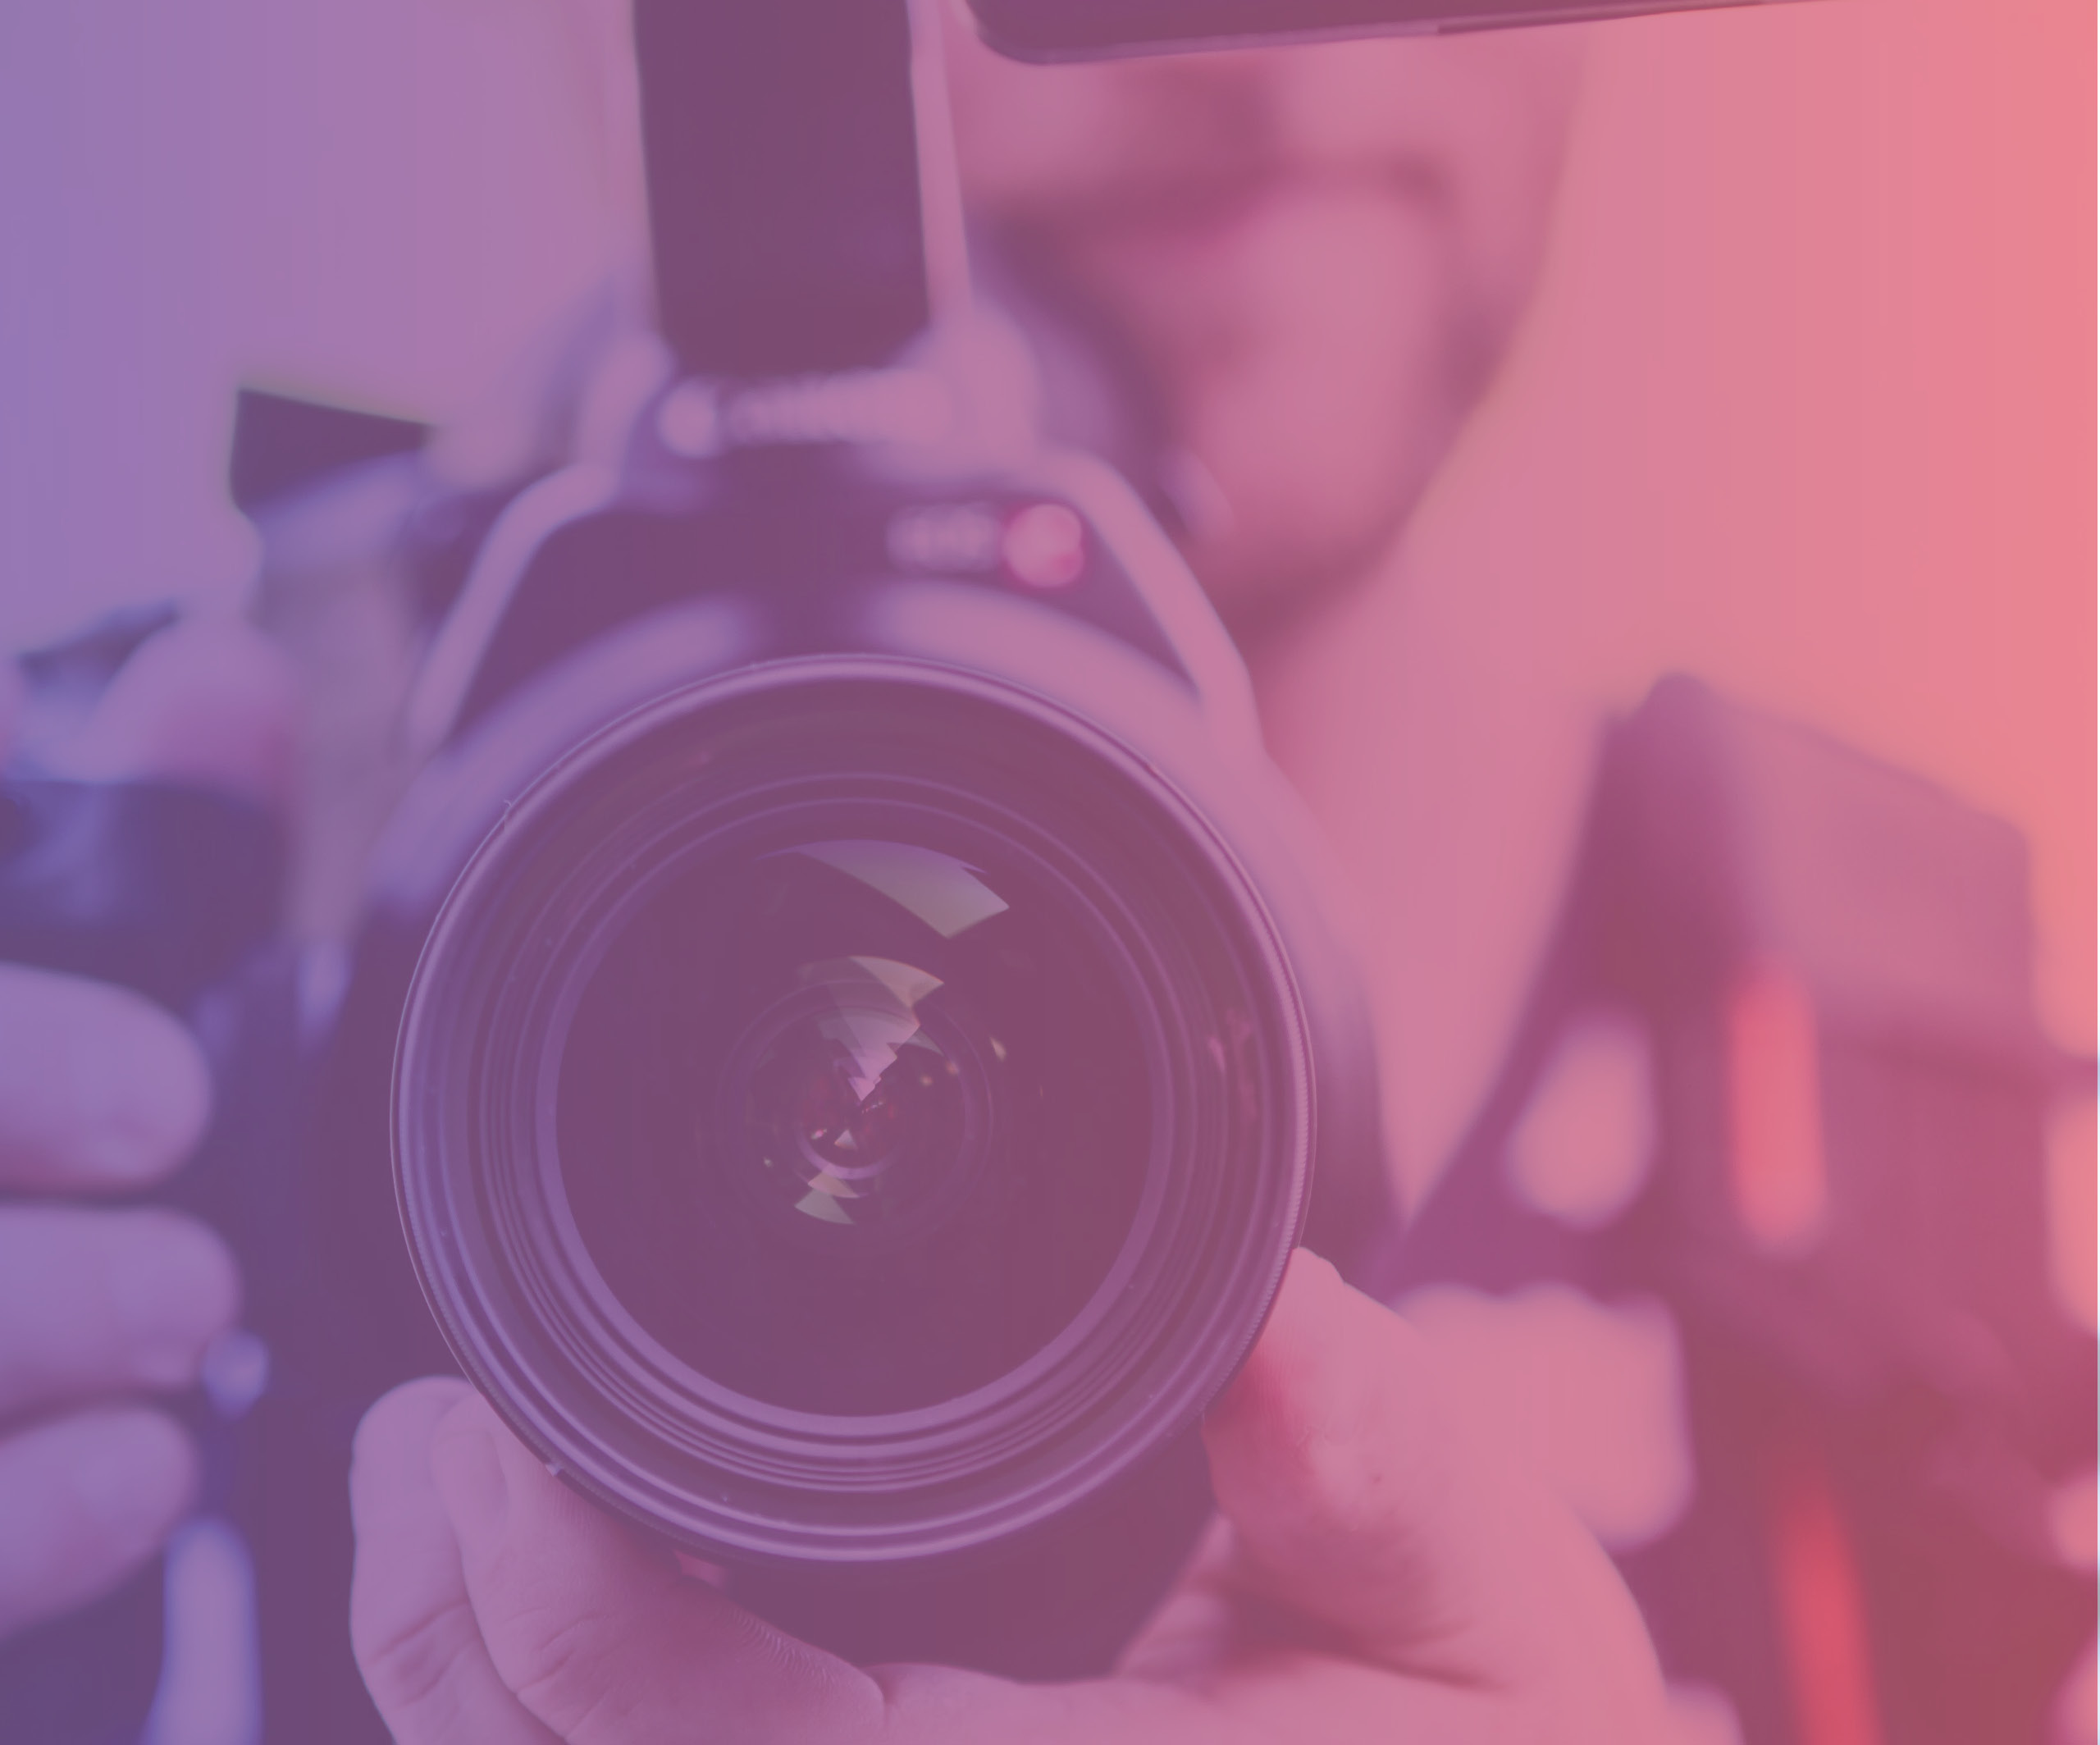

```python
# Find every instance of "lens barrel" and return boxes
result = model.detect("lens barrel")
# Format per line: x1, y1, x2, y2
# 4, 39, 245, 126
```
395, 660, 1313, 1565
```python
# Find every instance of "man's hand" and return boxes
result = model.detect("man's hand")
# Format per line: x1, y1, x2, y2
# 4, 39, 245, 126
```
0, 619, 294, 1642
352, 1249, 1674, 1743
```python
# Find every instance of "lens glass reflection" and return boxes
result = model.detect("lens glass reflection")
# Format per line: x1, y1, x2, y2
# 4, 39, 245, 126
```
556, 829, 1150, 1415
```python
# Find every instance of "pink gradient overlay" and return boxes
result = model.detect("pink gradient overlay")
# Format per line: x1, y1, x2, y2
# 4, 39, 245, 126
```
0, 2, 2089, 1743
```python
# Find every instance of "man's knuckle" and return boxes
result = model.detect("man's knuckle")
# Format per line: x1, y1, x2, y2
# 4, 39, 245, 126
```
508, 1599, 624, 1730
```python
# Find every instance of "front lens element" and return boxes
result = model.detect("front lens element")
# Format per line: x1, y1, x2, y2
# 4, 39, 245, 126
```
556, 828, 1148, 1416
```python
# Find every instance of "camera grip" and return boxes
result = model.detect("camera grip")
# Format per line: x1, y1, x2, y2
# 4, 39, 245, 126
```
0, 778, 283, 1013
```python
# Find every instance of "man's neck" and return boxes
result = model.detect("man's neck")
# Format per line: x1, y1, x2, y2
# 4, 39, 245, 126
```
1240, 550, 1600, 1209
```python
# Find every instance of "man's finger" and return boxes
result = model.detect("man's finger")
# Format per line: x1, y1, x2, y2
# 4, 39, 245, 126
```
0, 965, 212, 1190
1203, 1249, 1664, 1711
0, 1405, 197, 1640
350, 1379, 559, 1745
0, 1205, 237, 1421
432, 1395, 886, 1745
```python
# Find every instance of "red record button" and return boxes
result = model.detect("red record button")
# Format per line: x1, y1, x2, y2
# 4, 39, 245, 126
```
1001, 502, 1088, 590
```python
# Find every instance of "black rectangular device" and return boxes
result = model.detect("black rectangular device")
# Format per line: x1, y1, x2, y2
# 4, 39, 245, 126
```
970, 0, 1797, 62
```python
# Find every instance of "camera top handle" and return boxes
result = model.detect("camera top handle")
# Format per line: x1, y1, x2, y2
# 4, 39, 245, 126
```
633, 0, 966, 379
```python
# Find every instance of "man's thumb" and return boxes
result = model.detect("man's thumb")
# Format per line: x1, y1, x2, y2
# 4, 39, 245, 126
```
1202, 1249, 1660, 1706
430, 1396, 883, 1745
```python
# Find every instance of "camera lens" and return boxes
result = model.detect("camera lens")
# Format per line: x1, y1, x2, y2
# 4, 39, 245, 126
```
395, 662, 1312, 1565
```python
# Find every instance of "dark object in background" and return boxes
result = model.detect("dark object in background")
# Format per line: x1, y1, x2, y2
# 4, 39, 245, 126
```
1396, 675, 2095, 1744
0, 780, 281, 1011
966, 0, 1796, 62
635, 0, 929, 376
227, 387, 428, 517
